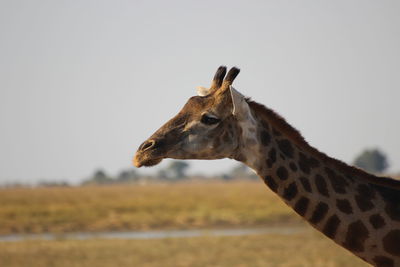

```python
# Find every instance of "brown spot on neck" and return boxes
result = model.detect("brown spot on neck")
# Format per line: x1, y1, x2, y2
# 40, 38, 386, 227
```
322, 215, 340, 239
315, 174, 329, 197
310, 202, 329, 224
343, 220, 369, 253
383, 230, 400, 256
336, 199, 353, 214
283, 182, 298, 201
293, 197, 309, 216
369, 214, 385, 229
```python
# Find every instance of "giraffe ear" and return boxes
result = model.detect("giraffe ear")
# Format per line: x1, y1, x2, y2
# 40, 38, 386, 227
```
229, 86, 251, 119
196, 86, 210, 97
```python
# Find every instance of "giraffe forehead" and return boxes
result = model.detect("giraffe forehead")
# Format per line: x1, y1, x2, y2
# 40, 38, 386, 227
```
186, 90, 236, 114
181, 96, 214, 113
163, 97, 213, 129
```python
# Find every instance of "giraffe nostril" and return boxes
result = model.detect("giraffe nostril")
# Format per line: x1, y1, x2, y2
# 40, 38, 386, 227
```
139, 140, 156, 152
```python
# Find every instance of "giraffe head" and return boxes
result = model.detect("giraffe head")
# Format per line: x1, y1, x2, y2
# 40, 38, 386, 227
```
134, 66, 256, 167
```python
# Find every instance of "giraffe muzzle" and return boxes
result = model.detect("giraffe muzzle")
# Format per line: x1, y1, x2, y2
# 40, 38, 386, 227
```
134, 139, 165, 168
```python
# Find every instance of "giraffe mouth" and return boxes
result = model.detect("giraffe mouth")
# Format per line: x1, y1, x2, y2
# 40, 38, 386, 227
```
133, 152, 163, 168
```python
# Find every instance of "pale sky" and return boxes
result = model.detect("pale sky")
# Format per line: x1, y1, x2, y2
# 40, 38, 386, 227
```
0, 0, 399, 184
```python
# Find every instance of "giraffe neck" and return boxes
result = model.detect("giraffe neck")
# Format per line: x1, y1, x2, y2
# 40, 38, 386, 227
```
234, 102, 400, 267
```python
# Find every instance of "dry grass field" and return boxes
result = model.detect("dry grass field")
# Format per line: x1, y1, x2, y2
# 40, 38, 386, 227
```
0, 181, 300, 234
0, 180, 374, 266
0, 231, 368, 267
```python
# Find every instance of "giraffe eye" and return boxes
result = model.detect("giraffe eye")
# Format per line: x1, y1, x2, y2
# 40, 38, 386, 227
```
200, 114, 220, 125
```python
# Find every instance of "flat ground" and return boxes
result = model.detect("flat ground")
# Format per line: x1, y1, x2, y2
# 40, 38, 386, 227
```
0, 231, 367, 267
0, 181, 300, 234
0, 181, 370, 266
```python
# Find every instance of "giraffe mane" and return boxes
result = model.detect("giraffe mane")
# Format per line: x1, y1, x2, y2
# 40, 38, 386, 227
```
247, 99, 400, 190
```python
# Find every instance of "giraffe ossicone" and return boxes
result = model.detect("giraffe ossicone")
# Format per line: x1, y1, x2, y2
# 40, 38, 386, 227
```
134, 66, 400, 267
196, 86, 209, 97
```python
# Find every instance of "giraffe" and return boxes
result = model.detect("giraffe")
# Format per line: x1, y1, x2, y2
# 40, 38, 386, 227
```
133, 66, 400, 267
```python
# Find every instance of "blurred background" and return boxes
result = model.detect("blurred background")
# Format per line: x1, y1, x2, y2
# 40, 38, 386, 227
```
0, 1, 399, 266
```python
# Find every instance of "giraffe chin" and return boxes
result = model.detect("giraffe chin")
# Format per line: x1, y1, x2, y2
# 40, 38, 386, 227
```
133, 156, 163, 168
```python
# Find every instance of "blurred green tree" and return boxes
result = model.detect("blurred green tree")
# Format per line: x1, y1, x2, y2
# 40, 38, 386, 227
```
90, 169, 114, 184
353, 148, 389, 174
116, 169, 139, 183
165, 161, 190, 180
